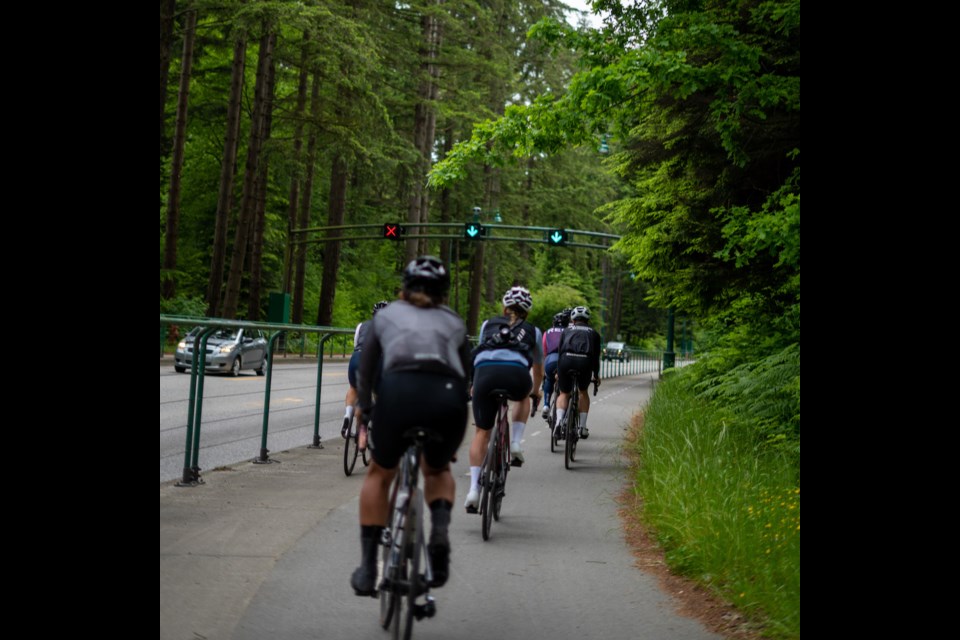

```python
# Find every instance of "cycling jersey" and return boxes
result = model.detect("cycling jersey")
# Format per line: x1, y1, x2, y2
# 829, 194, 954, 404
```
357, 300, 472, 413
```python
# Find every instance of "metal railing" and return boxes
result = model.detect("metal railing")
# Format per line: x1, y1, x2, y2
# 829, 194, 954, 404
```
160, 316, 693, 487
160, 315, 354, 486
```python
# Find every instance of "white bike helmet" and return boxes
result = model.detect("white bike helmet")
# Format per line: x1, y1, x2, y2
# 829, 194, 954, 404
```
502, 286, 533, 312
570, 306, 590, 321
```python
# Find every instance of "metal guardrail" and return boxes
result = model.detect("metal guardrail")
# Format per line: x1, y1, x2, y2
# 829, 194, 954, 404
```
160, 315, 354, 486
160, 315, 692, 487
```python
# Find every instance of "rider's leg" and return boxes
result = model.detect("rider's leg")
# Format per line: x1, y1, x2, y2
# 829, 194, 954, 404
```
423, 463, 454, 586
352, 461, 397, 595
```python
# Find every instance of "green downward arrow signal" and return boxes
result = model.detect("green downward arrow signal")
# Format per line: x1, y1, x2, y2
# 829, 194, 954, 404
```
551, 231, 564, 243
468, 226, 479, 237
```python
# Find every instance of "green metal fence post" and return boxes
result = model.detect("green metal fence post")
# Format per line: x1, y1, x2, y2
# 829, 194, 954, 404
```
178, 327, 216, 486
254, 330, 285, 464
311, 333, 334, 448
189, 329, 216, 479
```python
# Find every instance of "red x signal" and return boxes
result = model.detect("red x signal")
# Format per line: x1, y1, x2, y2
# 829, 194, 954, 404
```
382, 223, 404, 240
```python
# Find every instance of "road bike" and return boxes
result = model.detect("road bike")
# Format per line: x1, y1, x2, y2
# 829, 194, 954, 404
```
556, 372, 598, 470
378, 427, 438, 640
477, 390, 511, 541
342, 412, 370, 476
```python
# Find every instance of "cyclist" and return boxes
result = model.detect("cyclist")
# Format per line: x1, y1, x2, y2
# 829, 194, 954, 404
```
464, 286, 543, 512
540, 308, 571, 419
554, 306, 601, 440
350, 256, 472, 596
343, 300, 390, 450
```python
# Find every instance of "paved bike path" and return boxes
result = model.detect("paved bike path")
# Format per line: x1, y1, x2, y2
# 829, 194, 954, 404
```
160, 373, 721, 640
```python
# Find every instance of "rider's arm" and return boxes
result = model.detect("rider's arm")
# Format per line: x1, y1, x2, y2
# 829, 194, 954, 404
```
356, 324, 382, 415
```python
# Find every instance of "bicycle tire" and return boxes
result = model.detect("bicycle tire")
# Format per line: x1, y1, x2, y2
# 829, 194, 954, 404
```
564, 393, 578, 469
549, 396, 558, 453
480, 428, 496, 541
380, 518, 400, 630
343, 416, 360, 476
494, 413, 509, 521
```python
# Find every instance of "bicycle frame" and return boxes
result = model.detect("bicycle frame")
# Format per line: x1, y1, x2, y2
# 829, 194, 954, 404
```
479, 394, 511, 541
379, 430, 436, 639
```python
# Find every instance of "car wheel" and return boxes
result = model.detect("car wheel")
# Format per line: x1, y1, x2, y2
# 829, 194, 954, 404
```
255, 357, 266, 376
230, 357, 241, 377
175, 366, 186, 373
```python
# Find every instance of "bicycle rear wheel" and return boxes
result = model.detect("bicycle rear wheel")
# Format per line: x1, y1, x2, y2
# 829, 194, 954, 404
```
564, 398, 578, 469
480, 429, 496, 541
493, 418, 508, 521
402, 492, 423, 640
343, 417, 360, 476
549, 397, 558, 453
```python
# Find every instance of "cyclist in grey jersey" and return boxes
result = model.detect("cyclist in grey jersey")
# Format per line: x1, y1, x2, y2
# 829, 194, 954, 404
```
351, 257, 471, 596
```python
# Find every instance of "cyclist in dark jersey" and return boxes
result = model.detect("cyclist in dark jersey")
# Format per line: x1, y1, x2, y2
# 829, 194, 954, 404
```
342, 300, 389, 450
539, 308, 570, 419
350, 256, 472, 596
555, 306, 601, 439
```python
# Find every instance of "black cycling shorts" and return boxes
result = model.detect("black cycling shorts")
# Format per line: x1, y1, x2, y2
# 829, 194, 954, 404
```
557, 354, 592, 394
368, 371, 469, 470
471, 363, 532, 429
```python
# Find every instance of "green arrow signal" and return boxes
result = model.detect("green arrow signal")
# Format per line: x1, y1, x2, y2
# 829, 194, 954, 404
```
550, 231, 564, 243
464, 222, 484, 239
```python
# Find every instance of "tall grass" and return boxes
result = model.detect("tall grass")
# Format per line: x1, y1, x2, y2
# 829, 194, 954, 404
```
630, 368, 800, 638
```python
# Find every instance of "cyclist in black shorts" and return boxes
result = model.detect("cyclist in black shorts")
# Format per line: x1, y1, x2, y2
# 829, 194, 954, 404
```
554, 306, 601, 439
463, 286, 543, 511
350, 256, 472, 596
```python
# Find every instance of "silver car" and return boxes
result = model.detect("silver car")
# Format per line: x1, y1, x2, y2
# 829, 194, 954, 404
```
174, 328, 268, 376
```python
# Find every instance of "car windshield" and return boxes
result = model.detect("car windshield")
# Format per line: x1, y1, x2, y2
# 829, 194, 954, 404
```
212, 329, 239, 341
607, 342, 625, 350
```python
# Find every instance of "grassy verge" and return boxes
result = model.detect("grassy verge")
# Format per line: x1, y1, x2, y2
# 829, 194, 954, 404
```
626, 371, 800, 639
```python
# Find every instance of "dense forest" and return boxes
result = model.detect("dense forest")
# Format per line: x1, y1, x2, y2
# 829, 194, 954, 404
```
159, 0, 663, 341
161, 1, 800, 633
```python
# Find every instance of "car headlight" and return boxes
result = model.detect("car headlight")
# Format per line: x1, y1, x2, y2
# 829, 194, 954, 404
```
177, 340, 187, 350
217, 344, 236, 354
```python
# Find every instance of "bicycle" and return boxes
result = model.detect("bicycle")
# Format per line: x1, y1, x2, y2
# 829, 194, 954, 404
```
378, 427, 439, 640
556, 372, 598, 470
342, 412, 370, 476
476, 389, 512, 541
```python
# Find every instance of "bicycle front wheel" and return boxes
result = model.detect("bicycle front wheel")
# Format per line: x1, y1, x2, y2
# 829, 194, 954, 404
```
343, 417, 360, 476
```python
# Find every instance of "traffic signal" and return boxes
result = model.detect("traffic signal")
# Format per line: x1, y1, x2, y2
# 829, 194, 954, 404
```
464, 222, 485, 239
546, 229, 569, 246
382, 223, 405, 240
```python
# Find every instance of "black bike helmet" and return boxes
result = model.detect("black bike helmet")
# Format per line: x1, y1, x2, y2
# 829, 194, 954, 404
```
553, 312, 566, 328
560, 308, 573, 327
372, 300, 390, 315
402, 256, 450, 296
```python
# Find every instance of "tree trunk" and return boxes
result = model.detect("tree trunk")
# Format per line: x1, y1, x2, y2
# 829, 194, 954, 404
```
405, 6, 443, 263
437, 125, 454, 266
206, 31, 247, 317
159, 0, 176, 165
282, 30, 311, 294
162, 8, 197, 300
248, 32, 278, 322
316, 153, 349, 326
222, 26, 274, 319
467, 241, 484, 336
292, 71, 321, 325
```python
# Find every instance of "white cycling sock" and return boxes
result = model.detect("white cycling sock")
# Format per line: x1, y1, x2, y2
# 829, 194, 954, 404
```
469, 466, 481, 492
555, 408, 566, 425
579, 412, 588, 429
344, 405, 354, 419
512, 421, 526, 445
